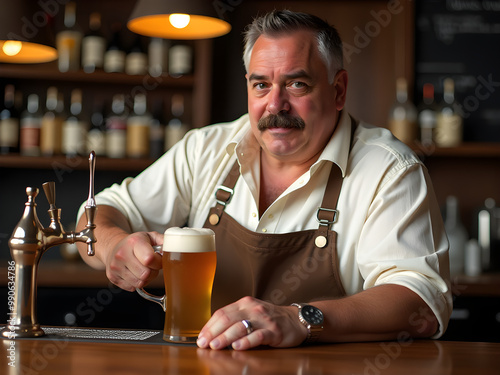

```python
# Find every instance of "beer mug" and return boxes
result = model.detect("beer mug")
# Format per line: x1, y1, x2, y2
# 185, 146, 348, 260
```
137, 227, 216, 343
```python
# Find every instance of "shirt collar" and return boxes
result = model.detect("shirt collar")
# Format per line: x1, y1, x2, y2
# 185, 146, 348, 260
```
227, 111, 352, 177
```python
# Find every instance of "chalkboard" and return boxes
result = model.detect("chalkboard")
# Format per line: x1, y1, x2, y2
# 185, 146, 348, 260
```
415, 0, 500, 141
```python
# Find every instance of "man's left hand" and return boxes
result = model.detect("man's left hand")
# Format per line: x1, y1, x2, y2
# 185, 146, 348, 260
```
196, 296, 308, 350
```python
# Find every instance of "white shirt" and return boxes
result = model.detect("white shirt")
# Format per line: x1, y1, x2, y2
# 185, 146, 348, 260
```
80, 111, 452, 337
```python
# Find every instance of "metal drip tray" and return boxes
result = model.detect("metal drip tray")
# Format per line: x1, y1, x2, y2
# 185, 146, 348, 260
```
37, 327, 165, 345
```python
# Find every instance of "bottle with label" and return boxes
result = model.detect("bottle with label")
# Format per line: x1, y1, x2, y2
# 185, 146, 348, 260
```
104, 24, 126, 73
165, 94, 189, 151
87, 101, 107, 156
56, 1, 83, 72
417, 83, 437, 147
388, 78, 418, 145
149, 99, 165, 159
125, 35, 148, 75
82, 12, 106, 74
435, 78, 463, 147
106, 94, 128, 158
168, 43, 193, 77
0, 84, 20, 154
148, 38, 169, 77
444, 196, 468, 276
62, 89, 88, 156
40, 87, 64, 156
20, 94, 42, 156
127, 93, 151, 158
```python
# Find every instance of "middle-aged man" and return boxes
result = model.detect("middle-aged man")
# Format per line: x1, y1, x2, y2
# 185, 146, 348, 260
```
76, 10, 452, 351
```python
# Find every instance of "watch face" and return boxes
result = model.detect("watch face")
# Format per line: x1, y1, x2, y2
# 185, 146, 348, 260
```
302, 305, 324, 325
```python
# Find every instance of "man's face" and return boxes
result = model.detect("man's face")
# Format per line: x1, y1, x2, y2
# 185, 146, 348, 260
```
246, 30, 347, 166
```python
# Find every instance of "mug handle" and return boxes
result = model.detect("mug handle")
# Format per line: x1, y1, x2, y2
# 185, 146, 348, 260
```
135, 245, 166, 311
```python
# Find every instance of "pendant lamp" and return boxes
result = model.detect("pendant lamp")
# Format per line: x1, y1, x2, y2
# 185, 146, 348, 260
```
128, 0, 231, 40
0, 0, 57, 63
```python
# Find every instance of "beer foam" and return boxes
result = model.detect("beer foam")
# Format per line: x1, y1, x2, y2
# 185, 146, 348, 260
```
163, 227, 215, 253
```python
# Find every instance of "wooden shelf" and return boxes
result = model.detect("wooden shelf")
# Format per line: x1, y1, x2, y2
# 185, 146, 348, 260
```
412, 142, 500, 158
0, 260, 163, 289
452, 273, 500, 297
0, 62, 195, 88
0, 154, 154, 171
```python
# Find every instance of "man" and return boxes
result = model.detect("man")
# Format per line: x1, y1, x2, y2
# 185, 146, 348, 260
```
76, 10, 451, 351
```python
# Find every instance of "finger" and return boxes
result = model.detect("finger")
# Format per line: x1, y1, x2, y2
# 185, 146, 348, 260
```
208, 320, 253, 350
134, 242, 162, 270
198, 304, 242, 343
232, 328, 272, 351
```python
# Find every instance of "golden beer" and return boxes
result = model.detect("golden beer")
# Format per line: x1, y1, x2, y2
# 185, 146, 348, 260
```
163, 250, 217, 341
136, 227, 216, 343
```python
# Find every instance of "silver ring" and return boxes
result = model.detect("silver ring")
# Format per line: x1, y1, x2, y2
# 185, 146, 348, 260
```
241, 319, 253, 335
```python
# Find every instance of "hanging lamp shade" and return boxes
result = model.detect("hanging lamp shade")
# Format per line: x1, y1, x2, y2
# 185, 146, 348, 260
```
127, 0, 231, 40
0, 0, 57, 63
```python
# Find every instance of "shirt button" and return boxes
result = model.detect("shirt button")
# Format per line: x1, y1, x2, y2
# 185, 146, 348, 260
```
268, 214, 274, 219
298, 179, 304, 185
252, 212, 257, 218
262, 228, 267, 233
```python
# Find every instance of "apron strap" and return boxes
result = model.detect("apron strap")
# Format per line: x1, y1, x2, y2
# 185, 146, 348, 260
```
208, 161, 240, 225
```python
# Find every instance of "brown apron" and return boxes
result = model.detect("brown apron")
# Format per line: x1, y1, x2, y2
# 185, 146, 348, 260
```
204, 160, 347, 312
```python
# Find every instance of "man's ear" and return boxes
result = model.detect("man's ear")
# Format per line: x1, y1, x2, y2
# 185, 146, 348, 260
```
333, 69, 348, 111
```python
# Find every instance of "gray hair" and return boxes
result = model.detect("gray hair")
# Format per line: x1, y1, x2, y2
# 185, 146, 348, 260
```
243, 10, 344, 84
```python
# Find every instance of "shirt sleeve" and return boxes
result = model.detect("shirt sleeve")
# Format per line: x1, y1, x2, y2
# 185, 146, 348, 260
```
356, 161, 452, 338
76, 131, 198, 233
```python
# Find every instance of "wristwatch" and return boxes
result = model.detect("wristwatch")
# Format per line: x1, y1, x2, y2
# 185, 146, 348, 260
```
291, 303, 324, 344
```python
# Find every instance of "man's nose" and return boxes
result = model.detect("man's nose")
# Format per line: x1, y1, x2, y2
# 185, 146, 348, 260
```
266, 86, 291, 115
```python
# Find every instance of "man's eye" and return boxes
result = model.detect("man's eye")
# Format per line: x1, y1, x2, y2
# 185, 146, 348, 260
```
290, 81, 307, 89
254, 82, 268, 90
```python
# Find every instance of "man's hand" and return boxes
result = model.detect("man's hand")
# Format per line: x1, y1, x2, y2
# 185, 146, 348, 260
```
105, 231, 163, 291
196, 296, 308, 350
76, 205, 163, 292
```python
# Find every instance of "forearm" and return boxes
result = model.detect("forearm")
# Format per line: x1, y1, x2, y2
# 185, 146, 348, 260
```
313, 284, 438, 342
76, 205, 132, 270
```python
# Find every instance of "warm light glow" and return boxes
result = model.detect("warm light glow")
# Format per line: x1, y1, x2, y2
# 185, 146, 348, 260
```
2, 40, 22, 56
169, 13, 190, 29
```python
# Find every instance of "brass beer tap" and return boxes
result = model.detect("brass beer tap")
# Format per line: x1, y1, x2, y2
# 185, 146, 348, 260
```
1, 152, 97, 338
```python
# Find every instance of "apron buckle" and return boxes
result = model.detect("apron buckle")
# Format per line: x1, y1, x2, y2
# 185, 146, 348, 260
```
316, 207, 338, 227
215, 186, 234, 206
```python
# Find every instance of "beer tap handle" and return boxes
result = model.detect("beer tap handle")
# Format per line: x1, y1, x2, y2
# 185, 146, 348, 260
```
42, 181, 57, 210
85, 151, 97, 256
86, 151, 96, 209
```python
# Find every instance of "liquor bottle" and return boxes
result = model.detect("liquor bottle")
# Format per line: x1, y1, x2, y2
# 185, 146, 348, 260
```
0, 84, 20, 154
40, 87, 64, 156
127, 93, 151, 158
125, 35, 148, 75
387, 78, 417, 145
87, 101, 107, 156
444, 196, 468, 276
168, 43, 193, 76
56, 1, 83, 72
20, 94, 42, 156
62, 89, 88, 156
149, 99, 165, 159
82, 12, 106, 74
148, 38, 169, 77
104, 24, 126, 73
165, 94, 189, 150
106, 94, 128, 158
417, 83, 437, 147
435, 78, 463, 147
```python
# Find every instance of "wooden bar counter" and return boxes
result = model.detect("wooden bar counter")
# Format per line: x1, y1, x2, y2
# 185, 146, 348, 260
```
2, 331, 500, 375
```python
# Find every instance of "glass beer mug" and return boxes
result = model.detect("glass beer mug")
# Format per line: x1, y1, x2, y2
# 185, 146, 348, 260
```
137, 227, 216, 343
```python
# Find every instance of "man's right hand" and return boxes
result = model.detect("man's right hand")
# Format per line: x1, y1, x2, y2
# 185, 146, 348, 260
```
105, 231, 163, 291
75, 205, 163, 292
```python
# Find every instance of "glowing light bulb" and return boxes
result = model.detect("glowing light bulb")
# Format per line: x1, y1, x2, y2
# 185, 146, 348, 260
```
169, 14, 190, 29
2, 41, 23, 56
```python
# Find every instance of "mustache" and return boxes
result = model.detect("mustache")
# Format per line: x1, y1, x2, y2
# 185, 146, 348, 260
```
257, 113, 306, 131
